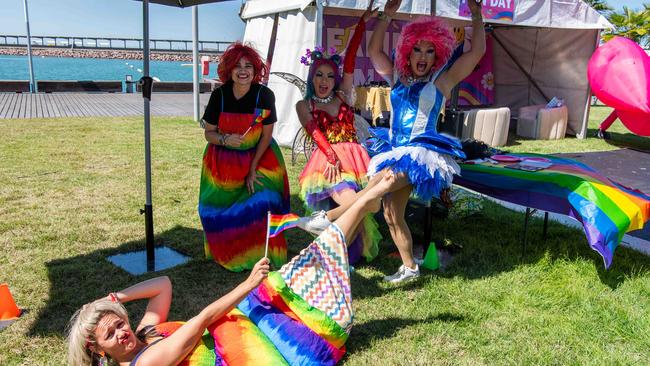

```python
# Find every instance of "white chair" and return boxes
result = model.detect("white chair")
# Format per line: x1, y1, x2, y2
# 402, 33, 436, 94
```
517, 105, 568, 140
461, 107, 510, 147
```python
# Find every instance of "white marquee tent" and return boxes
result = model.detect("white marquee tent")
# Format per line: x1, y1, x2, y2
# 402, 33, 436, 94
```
240, 0, 612, 146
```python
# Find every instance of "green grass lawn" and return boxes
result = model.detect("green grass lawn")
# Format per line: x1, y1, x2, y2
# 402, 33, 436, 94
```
1, 106, 649, 365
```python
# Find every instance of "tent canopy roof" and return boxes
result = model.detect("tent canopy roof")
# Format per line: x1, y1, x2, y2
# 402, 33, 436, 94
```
241, 0, 612, 29
134, 0, 234, 8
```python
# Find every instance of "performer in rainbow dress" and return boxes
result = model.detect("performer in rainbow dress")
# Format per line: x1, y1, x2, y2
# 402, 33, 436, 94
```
66, 174, 395, 366
198, 43, 290, 272
296, 3, 381, 264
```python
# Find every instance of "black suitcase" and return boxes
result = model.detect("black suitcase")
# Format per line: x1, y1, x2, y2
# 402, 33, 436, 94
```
437, 108, 464, 138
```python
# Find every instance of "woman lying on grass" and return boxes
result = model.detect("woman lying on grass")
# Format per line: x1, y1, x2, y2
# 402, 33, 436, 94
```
66, 173, 395, 366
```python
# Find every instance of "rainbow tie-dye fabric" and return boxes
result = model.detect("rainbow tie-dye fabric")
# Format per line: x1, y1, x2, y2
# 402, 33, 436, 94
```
199, 108, 290, 272
456, 153, 650, 268
153, 225, 352, 365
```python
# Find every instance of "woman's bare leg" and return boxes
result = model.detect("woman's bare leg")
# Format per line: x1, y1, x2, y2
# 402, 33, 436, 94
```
330, 188, 363, 239
325, 169, 409, 221
382, 184, 415, 268
334, 173, 395, 242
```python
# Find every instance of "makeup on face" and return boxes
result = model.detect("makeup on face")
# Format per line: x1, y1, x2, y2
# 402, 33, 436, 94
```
409, 40, 436, 77
312, 64, 336, 98
232, 57, 254, 85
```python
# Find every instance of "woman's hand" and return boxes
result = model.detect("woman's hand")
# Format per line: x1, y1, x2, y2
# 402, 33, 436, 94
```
362, 0, 379, 22
324, 160, 342, 183
384, 0, 401, 17
224, 134, 244, 148
246, 257, 270, 290
245, 167, 262, 194
468, 0, 483, 17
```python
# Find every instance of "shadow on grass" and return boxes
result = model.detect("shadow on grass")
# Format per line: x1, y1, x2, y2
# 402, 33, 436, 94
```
419, 200, 650, 290
29, 225, 250, 337
346, 313, 467, 354
586, 127, 650, 152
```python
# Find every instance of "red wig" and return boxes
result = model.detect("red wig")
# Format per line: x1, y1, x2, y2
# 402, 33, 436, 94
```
395, 16, 455, 78
217, 42, 268, 83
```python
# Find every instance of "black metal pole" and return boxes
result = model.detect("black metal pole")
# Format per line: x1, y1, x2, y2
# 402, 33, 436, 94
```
522, 207, 531, 260
142, 0, 155, 272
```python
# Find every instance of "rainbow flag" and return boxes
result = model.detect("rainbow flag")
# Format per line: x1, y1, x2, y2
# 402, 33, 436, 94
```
455, 153, 650, 268
148, 225, 352, 365
268, 213, 301, 238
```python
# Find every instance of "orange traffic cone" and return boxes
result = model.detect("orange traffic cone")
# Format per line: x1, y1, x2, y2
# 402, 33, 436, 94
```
0, 284, 21, 320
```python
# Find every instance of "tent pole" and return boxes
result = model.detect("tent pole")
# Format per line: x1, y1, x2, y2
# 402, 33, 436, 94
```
315, 0, 324, 46
492, 31, 550, 103
579, 29, 601, 139
22, 0, 37, 93
265, 13, 280, 76
192, 6, 200, 122
142, 0, 155, 271
431, 0, 436, 16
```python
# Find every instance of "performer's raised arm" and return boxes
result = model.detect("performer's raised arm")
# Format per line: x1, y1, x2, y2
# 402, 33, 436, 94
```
437, 0, 486, 98
368, 0, 401, 83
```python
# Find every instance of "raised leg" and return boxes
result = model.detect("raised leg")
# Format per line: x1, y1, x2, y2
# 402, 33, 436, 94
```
334, 173, 395, 243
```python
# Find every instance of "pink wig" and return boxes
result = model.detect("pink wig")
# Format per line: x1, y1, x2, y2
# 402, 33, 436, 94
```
395, 16, 455, 77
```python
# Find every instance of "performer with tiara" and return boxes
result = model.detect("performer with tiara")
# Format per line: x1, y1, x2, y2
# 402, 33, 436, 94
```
198, 42, 290, 272
295, 2, 382, 264
300, 0, 486, 283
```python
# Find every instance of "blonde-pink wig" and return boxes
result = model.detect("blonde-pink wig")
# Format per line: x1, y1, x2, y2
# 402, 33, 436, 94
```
394, 16, 456, 77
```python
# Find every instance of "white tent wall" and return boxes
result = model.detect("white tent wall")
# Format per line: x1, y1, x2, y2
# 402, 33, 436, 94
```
492, 27, 599, 136
243, 14, 275, 56
244, 7, 317, 146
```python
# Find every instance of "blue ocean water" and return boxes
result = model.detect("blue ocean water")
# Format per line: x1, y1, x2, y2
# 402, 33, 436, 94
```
0, 55, 198, 82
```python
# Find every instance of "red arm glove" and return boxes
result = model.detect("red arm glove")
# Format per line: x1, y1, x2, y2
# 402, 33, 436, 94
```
305, 120, 339, 165
343, 18, 366, 74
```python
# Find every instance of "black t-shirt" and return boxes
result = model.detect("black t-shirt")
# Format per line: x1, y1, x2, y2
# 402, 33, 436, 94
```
202, 81, 277, 126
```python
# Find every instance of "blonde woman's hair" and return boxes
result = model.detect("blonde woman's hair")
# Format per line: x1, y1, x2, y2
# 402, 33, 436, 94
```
66, 299, 129, 366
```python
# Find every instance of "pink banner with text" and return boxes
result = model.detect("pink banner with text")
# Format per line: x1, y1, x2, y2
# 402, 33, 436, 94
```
323, 15, 407, 84
459, 0, 515, 22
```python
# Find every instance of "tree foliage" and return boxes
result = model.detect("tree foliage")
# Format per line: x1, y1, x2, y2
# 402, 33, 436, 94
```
584, 0, 613, 12
602, 3, 650, 48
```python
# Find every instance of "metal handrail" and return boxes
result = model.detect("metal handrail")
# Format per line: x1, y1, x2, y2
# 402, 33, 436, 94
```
0, 34, 229, 53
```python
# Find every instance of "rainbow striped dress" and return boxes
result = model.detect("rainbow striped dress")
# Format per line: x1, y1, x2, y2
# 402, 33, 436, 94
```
199, 83, 290, 272
150, 224, 353, 365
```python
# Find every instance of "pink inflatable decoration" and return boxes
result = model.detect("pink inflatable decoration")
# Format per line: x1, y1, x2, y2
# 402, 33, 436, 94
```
588, 36, 650, 136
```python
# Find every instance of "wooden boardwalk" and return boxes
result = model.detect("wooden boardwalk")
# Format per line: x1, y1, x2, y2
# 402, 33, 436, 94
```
0, 92, 211, 119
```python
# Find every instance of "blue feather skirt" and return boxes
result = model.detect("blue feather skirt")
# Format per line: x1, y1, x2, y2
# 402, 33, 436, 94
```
367, 145, 460, 202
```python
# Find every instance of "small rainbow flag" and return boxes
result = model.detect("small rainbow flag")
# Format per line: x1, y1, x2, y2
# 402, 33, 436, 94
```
243, 108, 271, 136
268, 213, 301, 238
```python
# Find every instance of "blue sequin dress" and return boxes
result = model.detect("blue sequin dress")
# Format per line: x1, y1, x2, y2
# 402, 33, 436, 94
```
368, 73, 466, 201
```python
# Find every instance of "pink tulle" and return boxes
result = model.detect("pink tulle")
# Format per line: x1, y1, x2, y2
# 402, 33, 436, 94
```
300, 143, 370, 182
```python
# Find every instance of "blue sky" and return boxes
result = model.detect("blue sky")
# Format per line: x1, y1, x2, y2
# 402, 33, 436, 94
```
0, 0, 645, 42
614, 0, 646, 11
0, 0, 246, 41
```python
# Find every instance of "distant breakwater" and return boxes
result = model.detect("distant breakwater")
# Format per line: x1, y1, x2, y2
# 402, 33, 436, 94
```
0, 47, 217, 62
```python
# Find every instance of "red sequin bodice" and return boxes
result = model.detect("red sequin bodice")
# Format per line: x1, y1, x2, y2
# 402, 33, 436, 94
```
311, 101, 358, 144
